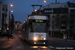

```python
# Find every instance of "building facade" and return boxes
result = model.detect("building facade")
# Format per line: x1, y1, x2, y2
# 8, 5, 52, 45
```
2, 4, 9, 27
0, 0, 2, 31
0, 0, 9, 32
32, 2, 75, 39
14, 21, 22, 31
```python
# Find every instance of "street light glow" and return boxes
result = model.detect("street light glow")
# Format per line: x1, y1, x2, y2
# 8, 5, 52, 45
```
10, 4, 13, 7
44, 0, 46, 3
35, 9, 37, 12
11, 10, 13, 12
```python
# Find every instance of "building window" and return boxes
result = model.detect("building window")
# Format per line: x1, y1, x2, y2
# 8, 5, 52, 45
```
2, 8, 4, 11
56, 26, 59, 29
61, 21, 66, 24
61, 26, 66, 29
70, 21, 74, 25
6, 9, 8, 12
2, 14, 4, 26
5, 14, 7, 17
2, 13, 4, 17
70, 10, 75, 13
52, 16, 55, 19
57, 15, 60, 16
44, 10, 54, 13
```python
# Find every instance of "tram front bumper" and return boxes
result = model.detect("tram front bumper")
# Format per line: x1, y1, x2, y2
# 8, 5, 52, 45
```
29, 40, 48, 44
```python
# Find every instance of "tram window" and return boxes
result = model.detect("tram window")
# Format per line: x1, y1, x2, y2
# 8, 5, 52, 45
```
30, 24, 33, 32
30, 22, 47, 32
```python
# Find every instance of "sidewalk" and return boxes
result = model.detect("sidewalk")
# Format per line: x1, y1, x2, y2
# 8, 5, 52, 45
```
0, 37, 14, 50
0, 32, 24, 50
11, 33, 24, 50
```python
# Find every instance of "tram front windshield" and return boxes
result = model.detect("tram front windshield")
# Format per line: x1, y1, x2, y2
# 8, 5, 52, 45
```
30, 22, 47, 32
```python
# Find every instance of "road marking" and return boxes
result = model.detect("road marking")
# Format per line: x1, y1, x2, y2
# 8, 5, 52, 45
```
48, 46, 55, 48
16, 46, 22, 48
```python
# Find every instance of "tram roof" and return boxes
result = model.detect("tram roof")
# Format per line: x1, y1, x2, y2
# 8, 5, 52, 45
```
28, 15, 48, 20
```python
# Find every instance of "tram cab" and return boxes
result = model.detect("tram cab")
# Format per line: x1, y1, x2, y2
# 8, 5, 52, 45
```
22, 15, 49, 44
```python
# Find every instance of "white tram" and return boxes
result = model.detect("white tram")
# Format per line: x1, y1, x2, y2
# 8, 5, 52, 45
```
22, 15, 49, 44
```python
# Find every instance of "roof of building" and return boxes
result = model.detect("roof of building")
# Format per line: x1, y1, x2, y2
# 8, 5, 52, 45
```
68, 3, 75, 7
40, 3, 67, 10
40, 2, 75, 10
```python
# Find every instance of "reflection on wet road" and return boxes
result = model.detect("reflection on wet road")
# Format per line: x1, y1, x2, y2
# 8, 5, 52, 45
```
1, 31, 74, 50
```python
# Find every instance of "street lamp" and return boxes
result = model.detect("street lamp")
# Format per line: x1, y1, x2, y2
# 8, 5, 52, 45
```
44, 0, 54, 37
11, 10, 13, 12
9, 4, 13, 34
35, 9, 37, 12
10, 4, 13, 7
44, 0, 47, 3
10, 4, 13, 13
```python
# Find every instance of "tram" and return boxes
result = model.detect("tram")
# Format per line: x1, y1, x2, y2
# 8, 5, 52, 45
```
22, 15, 49, 44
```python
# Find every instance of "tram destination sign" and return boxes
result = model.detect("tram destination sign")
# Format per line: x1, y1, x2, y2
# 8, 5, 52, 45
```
35, 20, 43, 22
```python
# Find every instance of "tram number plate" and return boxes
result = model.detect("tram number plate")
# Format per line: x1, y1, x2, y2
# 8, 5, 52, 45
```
38, 35, 42, 40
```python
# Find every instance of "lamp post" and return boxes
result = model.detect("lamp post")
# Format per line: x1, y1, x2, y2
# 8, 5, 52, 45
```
10, 4, 13, 13
43, 0, 55, 37
9, 4, 13, 34
35, 9, 37, 12
11, 10, 13, 12
10, 4, 13, 7
31, 5, 42, 12
44, 0, 47, 3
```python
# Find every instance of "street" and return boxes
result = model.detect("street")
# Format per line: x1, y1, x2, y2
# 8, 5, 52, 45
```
0, 31, 75, 50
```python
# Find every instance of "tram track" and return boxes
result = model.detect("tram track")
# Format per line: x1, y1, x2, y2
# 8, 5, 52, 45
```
31, 46, 52, 50
17, 34, 55, 50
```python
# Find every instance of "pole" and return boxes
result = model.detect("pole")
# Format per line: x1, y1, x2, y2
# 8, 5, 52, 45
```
51, 4, 53, 37
51, 15, 52, 37
55, 0, 57, 3
33, 6, 34, 12
31, 5, 42, 12
53, 16, 55, 36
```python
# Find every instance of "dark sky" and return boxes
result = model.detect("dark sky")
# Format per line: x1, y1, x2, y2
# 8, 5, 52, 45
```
2, 0, 75, 23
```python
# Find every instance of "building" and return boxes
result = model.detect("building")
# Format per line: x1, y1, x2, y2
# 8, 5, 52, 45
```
32, 1, 75, 39
14, 21, 22, 31
0, 0, 2, 32
2, 4, 9, 28
0, 0, 9, 32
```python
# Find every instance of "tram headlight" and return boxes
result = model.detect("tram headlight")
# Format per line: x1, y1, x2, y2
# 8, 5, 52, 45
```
44, 38, 46, 40
34, 37, 37, 41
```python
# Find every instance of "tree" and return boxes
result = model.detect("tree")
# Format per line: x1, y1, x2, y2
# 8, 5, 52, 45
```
10, 14, 14, 33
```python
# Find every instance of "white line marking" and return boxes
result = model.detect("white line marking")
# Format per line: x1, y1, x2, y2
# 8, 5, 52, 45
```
16, 46, 22, 48
49, 46, 55, 48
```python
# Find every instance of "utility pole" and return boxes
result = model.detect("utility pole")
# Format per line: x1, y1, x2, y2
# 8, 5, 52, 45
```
51, 4, 53, 37
31, 5, 42, 12
55, 0, 57, 3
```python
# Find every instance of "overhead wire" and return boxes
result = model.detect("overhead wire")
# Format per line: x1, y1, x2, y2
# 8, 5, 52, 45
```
37, 0, 40, 5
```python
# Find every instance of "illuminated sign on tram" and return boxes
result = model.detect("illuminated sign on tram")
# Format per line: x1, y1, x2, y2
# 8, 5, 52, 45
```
35, 20, 43, 22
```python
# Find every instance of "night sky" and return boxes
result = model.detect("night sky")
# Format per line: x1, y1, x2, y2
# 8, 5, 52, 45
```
2, 0, 75, 23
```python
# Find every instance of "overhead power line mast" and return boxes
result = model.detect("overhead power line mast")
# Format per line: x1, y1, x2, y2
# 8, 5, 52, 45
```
31, 5, 43, 12
55, 0, 57, 3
